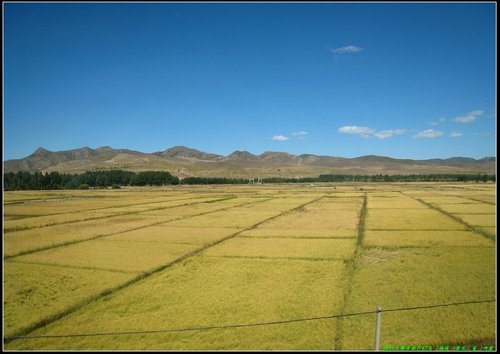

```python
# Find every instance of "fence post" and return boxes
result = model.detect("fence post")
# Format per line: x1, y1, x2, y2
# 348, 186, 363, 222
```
374, 306, 383, 351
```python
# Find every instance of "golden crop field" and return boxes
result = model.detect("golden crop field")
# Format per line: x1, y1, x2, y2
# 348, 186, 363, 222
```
3, 183, 496, 350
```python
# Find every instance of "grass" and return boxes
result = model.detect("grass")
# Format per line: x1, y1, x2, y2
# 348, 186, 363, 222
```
477, 227, 496, 237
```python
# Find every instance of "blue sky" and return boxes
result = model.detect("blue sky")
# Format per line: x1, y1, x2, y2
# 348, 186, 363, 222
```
3, 2, 496, 160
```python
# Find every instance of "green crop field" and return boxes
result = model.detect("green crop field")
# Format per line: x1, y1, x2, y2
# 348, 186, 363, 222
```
3, 183, 496, 350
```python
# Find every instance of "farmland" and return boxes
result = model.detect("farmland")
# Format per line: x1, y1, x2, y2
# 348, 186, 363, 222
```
3, 183, 496, 350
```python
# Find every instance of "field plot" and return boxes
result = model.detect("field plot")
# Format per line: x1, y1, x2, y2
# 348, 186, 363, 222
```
363, 230, 492, 247
4, 213, 180, 257
11, 239, 198, 273
105, 225, 240, 244
167, 209, 276, 228
8, 256, 348, 350
367, 196, 428, 209
203, 237, 357, 260
365, 208, 467, 230
3, 196, 228, 232
432, 203, 495, 214
3, 261, 131, 339
339, 247, 495, 350
4, 191, 185, 217
456, 214, 496, 227
410, 191, 497, 239
3, 195, 251, 257
3, 183, 496, 350
240, 197, 362, 238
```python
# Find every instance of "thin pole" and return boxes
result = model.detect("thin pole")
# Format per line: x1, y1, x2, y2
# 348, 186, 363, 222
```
375, 306, 383, 351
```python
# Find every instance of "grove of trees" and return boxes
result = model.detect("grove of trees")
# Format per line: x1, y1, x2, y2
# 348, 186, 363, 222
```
4, 170, 179, 190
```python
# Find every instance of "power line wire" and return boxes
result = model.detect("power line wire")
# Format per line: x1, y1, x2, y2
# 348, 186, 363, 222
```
5, 299, 495, 341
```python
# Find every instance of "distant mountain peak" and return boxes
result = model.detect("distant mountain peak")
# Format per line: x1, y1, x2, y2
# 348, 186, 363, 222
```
226, 150, 258, 160
161, 146, 223, 161
31, 147, 52, 156
95, 146, 114, 153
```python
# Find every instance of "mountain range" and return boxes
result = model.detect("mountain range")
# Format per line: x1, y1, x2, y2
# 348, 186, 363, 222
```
3, 146, 496, 178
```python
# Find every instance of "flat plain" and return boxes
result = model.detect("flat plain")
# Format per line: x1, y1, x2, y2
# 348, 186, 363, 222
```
3, 183, 496, 350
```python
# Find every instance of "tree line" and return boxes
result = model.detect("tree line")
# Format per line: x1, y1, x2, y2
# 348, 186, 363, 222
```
3, 170, 179, 190
3, 170, 495, 190
317, 173, 496, 183
179, 174, 495, 184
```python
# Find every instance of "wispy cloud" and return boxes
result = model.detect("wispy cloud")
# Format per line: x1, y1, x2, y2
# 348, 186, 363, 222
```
373, 129, 406, 139
430, 117, 446, 126
271, 135, 289, 141
413, 129, 444, 139
270, 131, 308, 142
330, 45, 364, 54
338, 125, 374, 138
291, 131, 308, 139
453, 110, 484, 124
339, 126, 406, 139
450, 131, 463, 138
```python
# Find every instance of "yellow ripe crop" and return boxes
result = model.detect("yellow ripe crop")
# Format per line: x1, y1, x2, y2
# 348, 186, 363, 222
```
432, 203, 495, 214
367, 197, 427, 209
203, 237, 357, 260
365, 208, 467, 230
455, 213, 496, 227
257, 209, 360, 232
363, 230, 493, 247
4, 261, 130, 339
168, 210, 278, 228
7, 257, 348, 350
14, 239, 198, 273
339, 247, 495, 350
4, 214, 179, 257
3, 183, 496, 350
106, 226, 239, 245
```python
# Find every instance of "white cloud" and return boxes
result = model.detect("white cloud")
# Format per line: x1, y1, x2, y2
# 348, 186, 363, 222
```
453, 110, 484, 124
331, 45, 364, 54
373, 129, 406, 139
413, 129, 444, 139
271, 135, 289, 141
338, 125, 374, 138
450, 131, 463, 138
